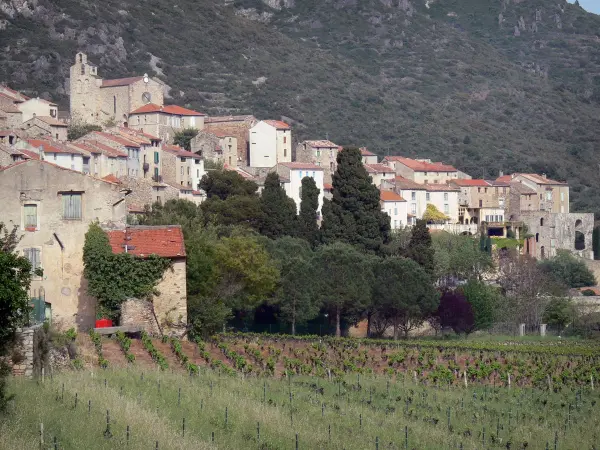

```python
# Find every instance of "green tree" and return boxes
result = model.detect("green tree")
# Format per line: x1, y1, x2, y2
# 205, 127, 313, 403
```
422, 204, 448, 224
173, 128, 199, 151
539, 250, 596, 288
461, 279, 501, 332
259, 172, 298, 239
312, 242, 374, 336
297, 176, 320, 246
372, 256, 439, 338
0, 223, 20, 253
543, 297, 574, 332
137, 199, 203, 235
201, 195, 264, 229
67, 122, 102, 141
404, 219, 435, 277
199, 169, 258, 200
320, 147, 391, 253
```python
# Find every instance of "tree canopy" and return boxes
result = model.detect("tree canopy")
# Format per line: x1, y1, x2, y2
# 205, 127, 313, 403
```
259, 172, 298, 239
404, 219, 435, 277
297, 176, 321, 247
173, 128, 199, 151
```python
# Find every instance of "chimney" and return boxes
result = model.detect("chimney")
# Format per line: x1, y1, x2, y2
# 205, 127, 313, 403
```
499, 170, 504, 177
542, 173, 547, 179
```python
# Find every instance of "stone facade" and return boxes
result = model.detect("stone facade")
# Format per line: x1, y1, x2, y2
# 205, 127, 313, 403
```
10, 325, 44, 378
120, 298, 161, 335
21, 116, 68, 141
154, 259, 187, 337
295, 140, 339, 184
191, 130, 238, 167
204, 115, 258, 166
69, 52, 164, 127
120, 175, 179, 210
0, 160, 129, 329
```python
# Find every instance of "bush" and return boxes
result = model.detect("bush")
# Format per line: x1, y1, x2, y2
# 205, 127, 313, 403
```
582, 289, 596, 296
539, 250, 596, 288
437, 290, 475, 335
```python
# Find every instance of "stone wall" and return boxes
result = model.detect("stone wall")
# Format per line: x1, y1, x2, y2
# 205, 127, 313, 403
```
120, 175, 179, 210
120, 298, 161, 335
205, 116, 257, 166
153, 259, 187, 338
11, 325, 44, 378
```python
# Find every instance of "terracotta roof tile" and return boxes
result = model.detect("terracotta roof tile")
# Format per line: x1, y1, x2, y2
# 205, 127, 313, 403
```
101, 174, 121, 184
74, 140, 127, 158
380, 190, 406, 202
101, 76, 144, 88
130, 103, 205, 116
324, 183, 333, 190
263, 120, 290, 130
35, 116, 67, 127
450, 179, 490, 187
304, 140, 338, 148
162, 145, 200, 159
364, 163, 395, 174
360, 147, 375, 156
394, 176, 426, 190
518, 173, 566, 185
92, 131, 140, 148
384, 156, 457, 172
425, 183, 460, 192
27, 139, 82, 155
107, 226, 186, 258
496, 175, 514, 183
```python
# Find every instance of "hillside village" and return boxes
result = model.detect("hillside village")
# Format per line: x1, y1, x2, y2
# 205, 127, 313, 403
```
0, 52, 595, 332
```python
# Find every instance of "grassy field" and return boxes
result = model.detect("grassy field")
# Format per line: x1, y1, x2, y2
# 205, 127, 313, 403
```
2, 365, 600, 449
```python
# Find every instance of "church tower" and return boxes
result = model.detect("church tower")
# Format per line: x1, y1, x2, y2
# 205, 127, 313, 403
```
69, 52, 101, 124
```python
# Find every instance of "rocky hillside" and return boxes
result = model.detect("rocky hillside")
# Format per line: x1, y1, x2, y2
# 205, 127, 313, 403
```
2, 0, 600, 212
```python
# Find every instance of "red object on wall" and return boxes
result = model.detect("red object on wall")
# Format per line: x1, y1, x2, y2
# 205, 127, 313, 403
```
95, 319, 113, 328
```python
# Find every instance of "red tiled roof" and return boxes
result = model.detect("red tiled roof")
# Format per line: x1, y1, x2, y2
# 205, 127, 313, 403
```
128, 204, 146, 214
450, 179, 490, 187
324, 183, 333, 190
395, 175, 426, 190
279, 162, 323, 170
384, 156, 457, 172
425, 183, 460, 192
35, 116, 67, 127
360, 147, 375, 156
19, 149, 40, 160
101, 174, 121, 184
364, 163, 395, 174
107, 226, 186, 258
518, 173, 566, 185
75, 140, 127, 157
263, 120, 290, 130
162, 145, 200, 159
380, 190, 406, 202
27, 139, 81, 155
129, 103, 205, 116
117, 127, 158, 143
92, 131, 140, 148
210, 130, 234, 138
205, 115, 257, 123
0, 86, 29, 102
496, 175, 514, 183
101, 76, 144, 88
304, 140, 338, 148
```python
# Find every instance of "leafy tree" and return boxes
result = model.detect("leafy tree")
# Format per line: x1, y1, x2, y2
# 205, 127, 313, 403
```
320, 147, 391, 253
312, 242, 374, 336
433, 233, 493, 288
201, 195, 264, 229
462, 280, 501, 332
422, 204, 448, 224
199, 169, 258, 200
539, 250, 596, 288
543, 297, 573, 332
67, 122, 102, 141
137, 199, 203, 235
372, 256, 439, 339
173, 128, 199, 151
404, 219, 435, 277
259, 172, 298, 239
0, 223, 20, 253
297, 176, 320, 246
437, 290, 475, 335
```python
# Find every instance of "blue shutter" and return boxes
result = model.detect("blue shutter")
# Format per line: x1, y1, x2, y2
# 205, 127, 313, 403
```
63, 194, 82, 219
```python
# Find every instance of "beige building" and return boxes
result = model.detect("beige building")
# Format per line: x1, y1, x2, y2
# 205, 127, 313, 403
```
70, 140, 127, 178
424, 184, 460, 223
511, 173, 569, 214
390, 176, 427, 225
162, 144, 205, 189
69, 52, 164, 127
364, 163, 395, 188
21, 116, 67, 141
449, 179, 509, 225
0, 159, 130, 329
272, 162, 325, 214
249, 120, 292, 168
383, 156, 460, 184
106, 226, 187, 336
204, 115, 258, 166
361, 148, 378, 165
191, 130, 238, 167
380, 190, 408, 230
128, 103, 206, 143
18, 97, 59, 122
21, 139, 85, 172
295, 140, 339, 183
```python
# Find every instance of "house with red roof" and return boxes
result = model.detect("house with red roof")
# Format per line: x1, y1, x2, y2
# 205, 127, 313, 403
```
128, 103, 206, 143
273, 162, 324, 215
191, 129, 239, 167
105, 225, 187, 336
380, 189, 408, 229
295, 139, 339, 184
364, 163, 395, 188
360, 147, 378, 165
382, 156, 460, 184
69, 52, 165, 128
248, 120, 292, 168
0, 158, 131, 329
22, 139, 86, 172
161, 144, 205, 190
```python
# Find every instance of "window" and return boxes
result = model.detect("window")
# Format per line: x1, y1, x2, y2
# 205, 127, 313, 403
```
478, 187, 481, 193
53, 154, 57, 160
411, 192, 416, 200
444, 204, 449, 214
424, 172, 428, 176
424, 180, 428, 184
197, 169, 199, 177
394, 208, 398, 215
312, 171, 316, 178
24, 204, 37, 228
284, 148, 287, 158
24, 248, 41, 274
560, 192, 565, 201
113, 96, 116, 114
80, 64, 85, 75
394, 220, 398, 228
283, 136, 287, 144
411, 203, 416, 214
316, 150, 321, 158
62, 193, 82, 220
426, 193, 430, 201
444, 193, 448, 201
154, 152, 159, 164
299, 171, 303, 178
546, 191, 552, 201
154, 167, 159, 179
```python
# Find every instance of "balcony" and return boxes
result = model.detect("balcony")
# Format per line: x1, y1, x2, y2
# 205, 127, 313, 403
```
427, 223, 479, 235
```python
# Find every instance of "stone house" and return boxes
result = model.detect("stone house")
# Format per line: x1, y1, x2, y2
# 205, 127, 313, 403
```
18, 97, 59, 122
295, 140, 339, 184
69, 140, 127, 178
273, 162, 324, 214
0, 129, 28, 147
511, 173, 570, 214
249, 120, 292, 168
0, 103, 23, 129
449, 179, 509, 226
22, 139, 85, 172
128, 103, 206, 143
382, 156, 460, 184
106, 225, 187, 337
21, 116, 68, 141
380, 190, 408, 230
162, 144, 205, 189
364, 163, 395, 188
360, 148, 378, 165
424, 183, 460, 223
69, 52, 165, 127
119, 175, 179, 210
0, 144, 34, 167
190, 130, 238, 167
204, 115, 258, 166
507, 181, 540, 221
0, 159, 130, 329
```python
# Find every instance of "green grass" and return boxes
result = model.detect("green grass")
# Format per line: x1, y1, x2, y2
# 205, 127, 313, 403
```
2, 367, 600, 449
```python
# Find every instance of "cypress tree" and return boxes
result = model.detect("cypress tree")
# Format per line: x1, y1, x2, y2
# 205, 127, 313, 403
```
297, 176, 320, 246
320, 147, 391, 253
405, 219, 435, 277
259, 172, 298, 239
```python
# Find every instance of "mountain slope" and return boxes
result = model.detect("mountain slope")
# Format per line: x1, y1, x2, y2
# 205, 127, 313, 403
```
1, 0, 599, 213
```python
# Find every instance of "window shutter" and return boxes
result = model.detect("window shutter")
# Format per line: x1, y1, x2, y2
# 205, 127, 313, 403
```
24, 204, 37, 227
63, 194, 82, 219
33, 248, 40, 270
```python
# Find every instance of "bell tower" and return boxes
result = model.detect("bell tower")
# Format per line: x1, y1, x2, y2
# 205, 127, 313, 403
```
69, 52, 101, 124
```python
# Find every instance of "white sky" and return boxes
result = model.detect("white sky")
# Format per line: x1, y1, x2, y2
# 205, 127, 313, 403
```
567, 0, 600, 14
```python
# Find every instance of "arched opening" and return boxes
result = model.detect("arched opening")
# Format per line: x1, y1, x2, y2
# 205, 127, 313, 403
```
541, 246, 545, 259
540, 218, 544, 226
575, 231, 586, 250
535, 233, 539, 243
575, 219, 583, 229
79, 54, 82, 63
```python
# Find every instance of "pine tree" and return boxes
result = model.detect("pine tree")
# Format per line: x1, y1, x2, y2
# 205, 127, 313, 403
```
405, 219, 435, 277
258, 172, 298, 239
320, 147, 391, 253
297, 176, 320, 246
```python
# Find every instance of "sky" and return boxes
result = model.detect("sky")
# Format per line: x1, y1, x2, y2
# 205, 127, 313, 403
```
567, 0, 600, 15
